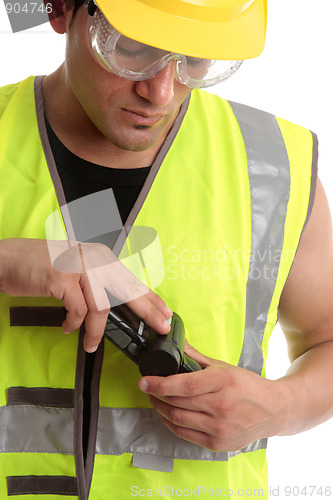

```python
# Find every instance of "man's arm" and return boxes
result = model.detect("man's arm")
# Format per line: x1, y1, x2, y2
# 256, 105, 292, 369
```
0, 238, 172, 352
139, 178, 333, 450
276, 177, 333, 433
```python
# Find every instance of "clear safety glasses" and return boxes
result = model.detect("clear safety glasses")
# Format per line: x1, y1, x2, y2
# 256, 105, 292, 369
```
86, 6, 243, 89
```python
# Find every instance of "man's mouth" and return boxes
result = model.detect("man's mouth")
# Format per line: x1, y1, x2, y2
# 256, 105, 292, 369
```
122, 109, 165, 126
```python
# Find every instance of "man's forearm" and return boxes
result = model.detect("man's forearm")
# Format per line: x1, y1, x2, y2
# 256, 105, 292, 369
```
277, 340, 333, 436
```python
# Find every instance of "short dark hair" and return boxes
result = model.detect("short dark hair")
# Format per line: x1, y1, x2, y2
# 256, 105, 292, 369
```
64, 0, 85, 27
72, 0, 86, 19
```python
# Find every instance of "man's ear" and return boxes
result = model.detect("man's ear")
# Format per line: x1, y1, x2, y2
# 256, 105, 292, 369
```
45, 0, 73, 34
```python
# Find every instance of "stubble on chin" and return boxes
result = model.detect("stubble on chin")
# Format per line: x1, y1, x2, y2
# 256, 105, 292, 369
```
133, 124, 151, 131
108, 132, 158, 153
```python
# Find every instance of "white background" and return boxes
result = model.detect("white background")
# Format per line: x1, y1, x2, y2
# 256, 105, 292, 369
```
1, 1, 333, 498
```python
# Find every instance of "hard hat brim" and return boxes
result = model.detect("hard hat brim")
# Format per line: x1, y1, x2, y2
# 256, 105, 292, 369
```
94, 0, 267, 60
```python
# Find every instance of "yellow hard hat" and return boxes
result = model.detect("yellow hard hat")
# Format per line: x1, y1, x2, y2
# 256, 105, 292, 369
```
93, 0, 267, 60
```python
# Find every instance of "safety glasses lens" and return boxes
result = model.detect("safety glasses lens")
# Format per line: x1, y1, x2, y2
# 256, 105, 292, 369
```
114, 36, 168, 72
183, 59, 242, 87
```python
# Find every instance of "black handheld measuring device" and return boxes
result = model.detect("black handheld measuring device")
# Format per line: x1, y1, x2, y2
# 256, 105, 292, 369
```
104, 304, 201, 376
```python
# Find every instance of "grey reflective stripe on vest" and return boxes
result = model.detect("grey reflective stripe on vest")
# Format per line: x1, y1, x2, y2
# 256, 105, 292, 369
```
96, 407, 267, 462
0, 406, 74, 454
228, 102, 291, 375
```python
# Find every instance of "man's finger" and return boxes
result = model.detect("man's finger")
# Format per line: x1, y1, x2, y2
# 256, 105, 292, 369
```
61, 282, 88, 333
145, 289, 173, 320
149, 392, 212, 412
127, 294, 172, 334
101, 259, 150, 305
184, 340, 220, 368
148, 395, 210, 431
138, 366, 222, 397
161, 417, 217, 451
80, 273, 110, 353
83, 308, 109, 352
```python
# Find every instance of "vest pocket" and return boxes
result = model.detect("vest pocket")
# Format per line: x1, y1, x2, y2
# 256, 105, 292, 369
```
6, 475, 78, 496
7, 386, 75, 409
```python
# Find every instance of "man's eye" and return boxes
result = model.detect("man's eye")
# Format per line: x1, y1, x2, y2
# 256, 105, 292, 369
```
115, 37, 157, 60
116, 45, 146, 58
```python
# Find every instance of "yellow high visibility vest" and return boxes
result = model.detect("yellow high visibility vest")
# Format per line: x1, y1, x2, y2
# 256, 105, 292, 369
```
0, 76, 316, 499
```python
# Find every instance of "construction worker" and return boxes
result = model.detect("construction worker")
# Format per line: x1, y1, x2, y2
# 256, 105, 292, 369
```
0, 0, 333, 498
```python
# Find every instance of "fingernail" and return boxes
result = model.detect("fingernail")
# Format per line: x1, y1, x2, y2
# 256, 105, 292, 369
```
139, 379, 149, 392
63, 331, 71, 335
86, 345, 98, 353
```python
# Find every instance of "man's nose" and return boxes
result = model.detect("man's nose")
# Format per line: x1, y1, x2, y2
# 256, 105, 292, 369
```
135, 61, 176, 106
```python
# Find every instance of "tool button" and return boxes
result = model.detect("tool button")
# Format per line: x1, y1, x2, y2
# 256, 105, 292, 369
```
127, 342, 140, 356
108, 329, 131, 349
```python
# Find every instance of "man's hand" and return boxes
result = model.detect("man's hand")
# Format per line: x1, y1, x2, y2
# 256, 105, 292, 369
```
0, 238, 172, 352
138, 344, 288, 452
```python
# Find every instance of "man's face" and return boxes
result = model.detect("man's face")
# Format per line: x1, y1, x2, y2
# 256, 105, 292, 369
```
64, 7, 192, 153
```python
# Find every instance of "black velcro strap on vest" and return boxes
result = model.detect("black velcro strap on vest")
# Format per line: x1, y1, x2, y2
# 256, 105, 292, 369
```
10, 307, 67, 327
7, 387, 75, 409
6, 475, 78, 496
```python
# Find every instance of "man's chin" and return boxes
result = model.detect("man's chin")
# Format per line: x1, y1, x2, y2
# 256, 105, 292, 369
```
110, 131, 163, 153
119, 143, 157, 153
